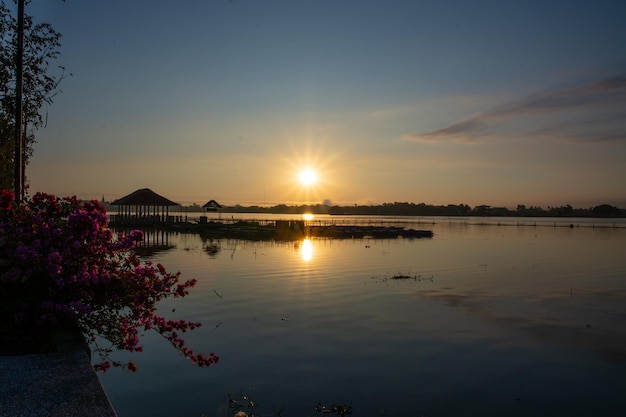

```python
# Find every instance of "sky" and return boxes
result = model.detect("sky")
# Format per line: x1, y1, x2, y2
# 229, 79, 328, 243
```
18, 0, 626, 208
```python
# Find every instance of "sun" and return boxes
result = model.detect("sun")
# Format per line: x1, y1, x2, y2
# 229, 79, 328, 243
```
276, 139, 340, 204
298, 168, 317, 186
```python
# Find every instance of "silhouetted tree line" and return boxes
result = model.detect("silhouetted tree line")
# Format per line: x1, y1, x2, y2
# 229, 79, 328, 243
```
220, 202, 626, 218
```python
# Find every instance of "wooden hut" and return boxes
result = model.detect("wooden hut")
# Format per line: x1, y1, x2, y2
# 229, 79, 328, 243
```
202, 199, 222, 212
199, 199, 223, 222
111, 188, 180, 224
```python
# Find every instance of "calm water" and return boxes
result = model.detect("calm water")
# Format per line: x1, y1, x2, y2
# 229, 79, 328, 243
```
98, 216, 626, 417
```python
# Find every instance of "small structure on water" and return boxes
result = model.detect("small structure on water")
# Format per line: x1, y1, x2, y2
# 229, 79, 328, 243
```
202, 199, 222, 212
199, 199, 223, 223
111, 188, 180, 224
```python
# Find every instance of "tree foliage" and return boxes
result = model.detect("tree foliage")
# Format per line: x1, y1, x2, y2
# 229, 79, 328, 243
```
221, 202, 626, 218
0, 0, 65, 191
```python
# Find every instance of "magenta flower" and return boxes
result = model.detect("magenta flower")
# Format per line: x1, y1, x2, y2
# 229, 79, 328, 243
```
0, 191, 218, 372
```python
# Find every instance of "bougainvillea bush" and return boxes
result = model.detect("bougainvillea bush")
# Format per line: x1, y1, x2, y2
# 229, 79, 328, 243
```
0, 190, 218, 371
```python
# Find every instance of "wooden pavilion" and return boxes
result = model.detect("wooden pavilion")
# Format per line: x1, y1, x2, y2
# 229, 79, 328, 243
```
198, 199, 223, 222
202, 199, 222, 212
111, 188, 180, 224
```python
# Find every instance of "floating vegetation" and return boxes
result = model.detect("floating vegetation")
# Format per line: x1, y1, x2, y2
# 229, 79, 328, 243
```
204, 242, 221, 256
392, 273, 434, 282
113, 217, 435, 241
315, 402, 353, 416
227, 391, 260, 417
372, 272, 434, 283
391, 273, 417, 280
223, 391, 353, 417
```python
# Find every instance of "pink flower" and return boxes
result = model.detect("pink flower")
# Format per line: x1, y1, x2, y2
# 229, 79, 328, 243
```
0, 191, 217, 373
0, 189, 15, 209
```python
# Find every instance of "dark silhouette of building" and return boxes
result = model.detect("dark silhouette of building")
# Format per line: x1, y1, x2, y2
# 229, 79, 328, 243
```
111, 188, 180, 224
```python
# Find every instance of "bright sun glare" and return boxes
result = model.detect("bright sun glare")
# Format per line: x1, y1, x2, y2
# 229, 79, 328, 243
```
298, 168, 317, 186
300, 238, 313, 262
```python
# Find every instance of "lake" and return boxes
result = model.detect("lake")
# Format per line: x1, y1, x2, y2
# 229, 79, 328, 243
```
98, 216, 626, 417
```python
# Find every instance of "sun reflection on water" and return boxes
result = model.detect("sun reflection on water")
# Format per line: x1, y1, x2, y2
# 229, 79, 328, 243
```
300, 238, 313, 262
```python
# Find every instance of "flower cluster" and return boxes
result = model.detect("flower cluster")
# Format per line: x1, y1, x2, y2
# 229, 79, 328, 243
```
0, 190, 218, 371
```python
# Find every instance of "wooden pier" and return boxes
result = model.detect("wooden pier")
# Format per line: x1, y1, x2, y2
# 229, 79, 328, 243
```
108, 215, 434, 240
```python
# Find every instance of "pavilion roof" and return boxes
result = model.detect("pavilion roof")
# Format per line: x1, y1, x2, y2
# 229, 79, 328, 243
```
111, 188, 179, 206
202, 199, 222, 209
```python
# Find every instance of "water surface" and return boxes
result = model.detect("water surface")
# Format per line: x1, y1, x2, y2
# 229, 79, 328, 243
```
98, 217, 626, 416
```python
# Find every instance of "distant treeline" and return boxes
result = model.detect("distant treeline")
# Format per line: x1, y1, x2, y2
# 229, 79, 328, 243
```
215, 202, 625, 218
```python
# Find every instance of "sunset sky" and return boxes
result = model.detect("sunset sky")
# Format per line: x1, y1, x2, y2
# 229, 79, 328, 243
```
22, 0, 626, 208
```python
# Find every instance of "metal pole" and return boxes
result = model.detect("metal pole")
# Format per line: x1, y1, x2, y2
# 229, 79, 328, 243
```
13, 0, 25, 199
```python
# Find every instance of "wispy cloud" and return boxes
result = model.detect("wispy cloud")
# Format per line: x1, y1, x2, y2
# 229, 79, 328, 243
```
403, 75, 626, 144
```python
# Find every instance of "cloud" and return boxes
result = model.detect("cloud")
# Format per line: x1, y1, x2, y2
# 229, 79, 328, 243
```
403, 75, 626, 144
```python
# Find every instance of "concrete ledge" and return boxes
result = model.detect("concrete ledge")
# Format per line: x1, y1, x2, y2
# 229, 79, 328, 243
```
0, 350, 117, 417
